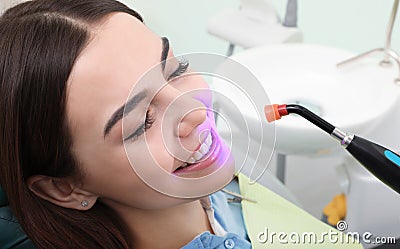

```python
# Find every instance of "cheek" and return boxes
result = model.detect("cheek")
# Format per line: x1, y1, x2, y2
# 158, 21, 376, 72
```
189, 76, 212, 106
77, 147, 140, 200
170, 74, 209, 93
77, 143, 186, 209
143, 120, 176, 173
124, 123, 176, 177
143, 137, 175, 173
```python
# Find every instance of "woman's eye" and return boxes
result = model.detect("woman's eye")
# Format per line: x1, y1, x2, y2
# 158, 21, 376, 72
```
123, 110, 155, 142
167, 57, 189, 81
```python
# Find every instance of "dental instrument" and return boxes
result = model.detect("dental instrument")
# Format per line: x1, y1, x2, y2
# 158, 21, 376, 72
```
337, 0, 400, 84
264, 104, 400, 194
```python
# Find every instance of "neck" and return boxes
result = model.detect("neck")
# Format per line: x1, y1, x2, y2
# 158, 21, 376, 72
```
109, 199, 213, 249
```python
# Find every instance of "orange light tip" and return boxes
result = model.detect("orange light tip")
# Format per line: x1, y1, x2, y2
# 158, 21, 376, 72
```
264, 104, 281, 123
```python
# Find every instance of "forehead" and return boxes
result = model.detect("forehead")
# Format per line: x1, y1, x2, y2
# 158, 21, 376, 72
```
66, 13, 161, 141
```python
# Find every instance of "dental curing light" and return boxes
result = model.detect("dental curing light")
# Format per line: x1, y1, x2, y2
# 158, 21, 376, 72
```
265, 104, 400, 194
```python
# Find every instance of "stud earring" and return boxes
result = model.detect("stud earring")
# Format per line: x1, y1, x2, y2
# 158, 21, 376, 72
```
81, 200, 89, 207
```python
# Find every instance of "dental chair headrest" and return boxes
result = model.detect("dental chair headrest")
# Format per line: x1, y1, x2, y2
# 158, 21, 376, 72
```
0, 185, 36, 248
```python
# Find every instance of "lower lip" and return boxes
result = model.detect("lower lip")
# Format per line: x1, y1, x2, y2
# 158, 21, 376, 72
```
173, 131, 221, 175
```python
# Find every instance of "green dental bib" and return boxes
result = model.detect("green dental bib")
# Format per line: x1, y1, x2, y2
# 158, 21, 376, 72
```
238, 173, 364, 249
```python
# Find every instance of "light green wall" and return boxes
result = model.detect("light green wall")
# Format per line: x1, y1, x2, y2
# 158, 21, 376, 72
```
121, 0, 400, 56
270, 0, 400, 53
120, 0, 240, 55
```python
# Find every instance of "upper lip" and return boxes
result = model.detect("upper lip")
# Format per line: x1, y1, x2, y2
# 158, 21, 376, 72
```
172, 129, 211, 172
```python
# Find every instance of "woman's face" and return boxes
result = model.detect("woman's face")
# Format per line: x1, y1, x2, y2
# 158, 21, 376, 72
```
66, 13, 234, 210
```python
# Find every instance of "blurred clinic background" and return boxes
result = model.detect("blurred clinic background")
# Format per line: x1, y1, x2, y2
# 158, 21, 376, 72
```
128, 0, 400, 55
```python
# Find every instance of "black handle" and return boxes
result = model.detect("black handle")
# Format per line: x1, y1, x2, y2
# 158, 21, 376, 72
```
346, 136, 400, 194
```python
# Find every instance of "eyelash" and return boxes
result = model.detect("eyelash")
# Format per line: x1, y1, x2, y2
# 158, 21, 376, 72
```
144, 110, 155, 131
124, 58, 189, 142
167, 57, 189, 81
124, 109, 155, 142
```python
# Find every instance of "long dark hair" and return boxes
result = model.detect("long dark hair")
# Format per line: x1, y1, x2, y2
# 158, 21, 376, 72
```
0, 0, 143, 248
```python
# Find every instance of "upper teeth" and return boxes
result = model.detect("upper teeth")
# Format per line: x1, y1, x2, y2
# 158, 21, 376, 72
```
180, 132, 213, 167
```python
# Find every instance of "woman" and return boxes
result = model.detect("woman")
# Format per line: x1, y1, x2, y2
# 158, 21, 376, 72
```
0, 0, 248, 248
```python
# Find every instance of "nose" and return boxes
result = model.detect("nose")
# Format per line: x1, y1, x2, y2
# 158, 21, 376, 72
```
178, 107, 207, 138
156, 84, 207, 138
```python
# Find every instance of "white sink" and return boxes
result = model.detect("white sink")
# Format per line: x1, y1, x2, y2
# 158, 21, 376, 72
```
213, 44, 400, 155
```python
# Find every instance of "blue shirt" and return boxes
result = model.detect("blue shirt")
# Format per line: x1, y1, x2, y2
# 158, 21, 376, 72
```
181, 179, 252, 249
181, 232, 251, 249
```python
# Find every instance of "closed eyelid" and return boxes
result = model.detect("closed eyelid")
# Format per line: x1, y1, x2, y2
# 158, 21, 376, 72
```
105, 37, 169, 139
103, 91, 147, 138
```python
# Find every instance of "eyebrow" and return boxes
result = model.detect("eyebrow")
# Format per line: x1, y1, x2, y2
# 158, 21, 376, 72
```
103, 37, 170, 138
161, 37, 169, 71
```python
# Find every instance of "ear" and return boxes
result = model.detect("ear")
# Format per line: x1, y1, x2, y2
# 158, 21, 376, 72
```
26, 175, 98, 210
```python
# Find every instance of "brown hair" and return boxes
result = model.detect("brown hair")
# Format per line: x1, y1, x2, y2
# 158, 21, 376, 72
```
0, 0, 143, 248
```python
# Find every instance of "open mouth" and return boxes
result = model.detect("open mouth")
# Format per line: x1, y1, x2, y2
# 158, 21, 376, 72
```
173, 130, 220, 174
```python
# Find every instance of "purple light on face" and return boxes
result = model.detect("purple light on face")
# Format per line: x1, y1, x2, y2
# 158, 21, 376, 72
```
172, 129, 233, 176
214, 133, 231, 164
